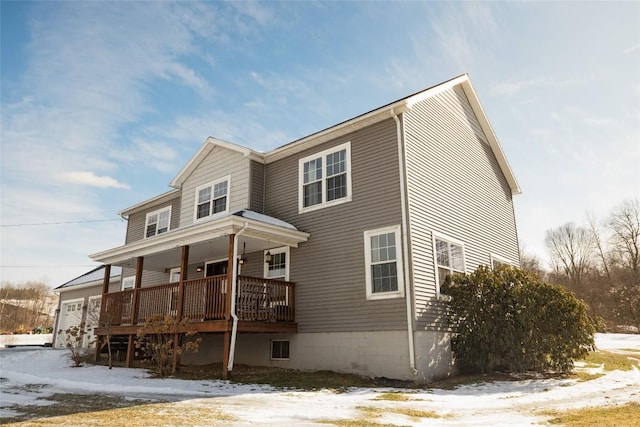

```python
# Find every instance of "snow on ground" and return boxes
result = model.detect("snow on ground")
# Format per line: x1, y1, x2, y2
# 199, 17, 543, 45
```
0, 333, 638, 426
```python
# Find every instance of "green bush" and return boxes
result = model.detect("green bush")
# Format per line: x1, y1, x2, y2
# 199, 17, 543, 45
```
441, 266, 597, 373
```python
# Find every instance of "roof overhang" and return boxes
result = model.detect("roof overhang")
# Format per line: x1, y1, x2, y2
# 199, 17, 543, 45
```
170, 137, 265, 189
90, 214, 309, 266
263, 74, 520, 195
119, 189, 180, 218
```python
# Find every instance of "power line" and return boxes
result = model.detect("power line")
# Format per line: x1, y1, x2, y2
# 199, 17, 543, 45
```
1, 219, 123, 227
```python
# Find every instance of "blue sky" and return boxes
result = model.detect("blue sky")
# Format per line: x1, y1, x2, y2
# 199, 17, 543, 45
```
1, 1, 639, 287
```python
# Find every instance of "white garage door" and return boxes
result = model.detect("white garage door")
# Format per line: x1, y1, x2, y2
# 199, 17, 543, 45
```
56, 299, 84, 348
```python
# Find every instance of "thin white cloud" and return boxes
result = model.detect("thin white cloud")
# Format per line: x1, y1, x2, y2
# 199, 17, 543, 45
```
623, 43, 640, 55
56, 171, 130, 189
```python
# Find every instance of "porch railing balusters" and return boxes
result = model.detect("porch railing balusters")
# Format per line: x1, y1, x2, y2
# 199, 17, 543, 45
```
99, 275, 295, 327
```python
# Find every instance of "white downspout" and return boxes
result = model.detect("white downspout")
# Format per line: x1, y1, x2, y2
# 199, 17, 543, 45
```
391, 108, 417, 375
227, 222, 249, 372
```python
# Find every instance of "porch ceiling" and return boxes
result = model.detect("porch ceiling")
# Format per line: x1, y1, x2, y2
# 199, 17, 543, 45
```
89, 213, 309, 268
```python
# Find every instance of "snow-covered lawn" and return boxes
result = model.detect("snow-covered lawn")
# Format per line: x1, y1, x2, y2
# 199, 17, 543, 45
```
1, 333, 638, 426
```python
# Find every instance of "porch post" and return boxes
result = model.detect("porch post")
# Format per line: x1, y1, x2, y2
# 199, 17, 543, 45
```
172, 245, 189, 373
222, 233, 235, 380
126, 256, 143, 368
95, 264, 111, 361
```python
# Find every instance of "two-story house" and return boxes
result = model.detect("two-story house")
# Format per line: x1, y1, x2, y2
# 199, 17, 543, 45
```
86, 74, 520, 382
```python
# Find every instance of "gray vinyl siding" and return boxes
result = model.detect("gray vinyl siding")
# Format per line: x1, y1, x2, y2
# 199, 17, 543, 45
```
403, 85, 520, 330
179, 147, 251, 227
249, 160, 265, 213
125, 196, 181, 244
265, 118, 407, 333
59, 284, 103, 303
121, 267, 170, 288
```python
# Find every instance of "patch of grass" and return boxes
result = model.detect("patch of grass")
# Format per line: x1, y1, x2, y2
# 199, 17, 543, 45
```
358, 406, 444, 419
541, 402, 640, 426
0, 393, 237, 426
578, 350, 640, 371
571, 371, 605, 382
167, 363, 418, 391
371, 392, 412, 401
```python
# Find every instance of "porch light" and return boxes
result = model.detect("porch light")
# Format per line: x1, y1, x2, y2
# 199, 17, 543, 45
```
264, 250, 272, 264
196, 265, 204, 272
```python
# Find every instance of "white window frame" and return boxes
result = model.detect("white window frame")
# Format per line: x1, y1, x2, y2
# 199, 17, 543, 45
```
298, 142, 352, 213
364, 225, 404, 300
121, 276, 135, 291
490, 254, 512, 270
270, 339, 290, 360
432, 232, 466, 299
263, 246, 290, 281
194, 175, 231, 221
144, 206, 172, 238
169, 267, 181, 283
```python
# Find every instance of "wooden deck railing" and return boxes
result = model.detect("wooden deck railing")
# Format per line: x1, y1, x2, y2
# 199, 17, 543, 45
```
99, 275, 295, 327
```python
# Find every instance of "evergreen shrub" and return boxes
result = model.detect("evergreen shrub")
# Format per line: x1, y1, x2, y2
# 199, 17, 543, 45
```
441, 266, 597, 373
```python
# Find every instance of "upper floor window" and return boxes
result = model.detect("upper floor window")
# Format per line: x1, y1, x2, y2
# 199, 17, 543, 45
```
433, 232, 465, 296
195, 176, 230, 221
145, 206, 171, 238
298, 142, 351, 213
364, 225, 404, 300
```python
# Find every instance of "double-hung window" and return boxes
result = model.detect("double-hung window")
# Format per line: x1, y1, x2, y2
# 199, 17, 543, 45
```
264, 247, 289, 281
364, 225, 404, 300
299, 142, 351, 213
145, 206, 171, 238
433, 233, 465, 295
195, 176, 230, 220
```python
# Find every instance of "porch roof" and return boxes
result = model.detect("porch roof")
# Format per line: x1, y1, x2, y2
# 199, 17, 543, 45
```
89, 210, 309, 268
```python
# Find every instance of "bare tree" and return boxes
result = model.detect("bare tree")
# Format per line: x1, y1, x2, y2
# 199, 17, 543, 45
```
607, 199, 640, 284
544, 222, 595, 288
606, 199, 640, 331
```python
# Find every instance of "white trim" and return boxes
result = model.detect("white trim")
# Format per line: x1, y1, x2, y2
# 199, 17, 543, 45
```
144, 205, 172, 239
90, 215, 310, 265
204, 258, 228, 277
171, 137, 263, 188
364, 225, 405, 300
263, 246, 289, 281
118, 189, 180, 218
298, 141, 352, 214
490, 253, 513, 269
431, 232, 466, 299
169, 267, 181, 283
392, 108, 416, 375
121, 276, 135, 291
194, 175, 231, 222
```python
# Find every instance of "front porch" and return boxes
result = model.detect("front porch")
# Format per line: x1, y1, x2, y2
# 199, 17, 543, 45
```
90, 210, 310, 378
95, 274, 296, 336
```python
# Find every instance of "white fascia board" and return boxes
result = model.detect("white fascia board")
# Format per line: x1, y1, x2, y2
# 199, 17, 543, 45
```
265, 103, 411, 164
459, 80, 522, 195
170, 137, 265, 188
118, 189, 180, 218
404, 74, 470, 109
57, 277, 120, 294
90, 216, 309, 265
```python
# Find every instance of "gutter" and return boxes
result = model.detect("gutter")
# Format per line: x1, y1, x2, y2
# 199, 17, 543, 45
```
391, 108, 417, 376
227, 222, 249, 372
